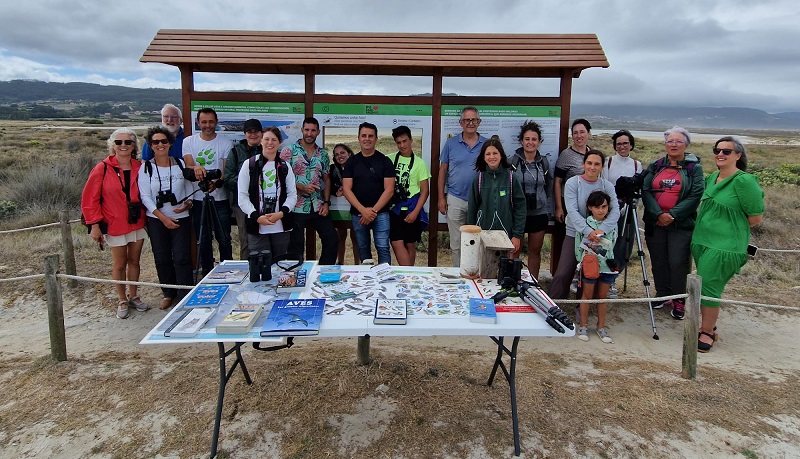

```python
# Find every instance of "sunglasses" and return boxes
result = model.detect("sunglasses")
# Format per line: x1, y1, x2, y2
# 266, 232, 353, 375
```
114, 140, 134, 146
151, 138, 170, 145
713, 148, 734, 156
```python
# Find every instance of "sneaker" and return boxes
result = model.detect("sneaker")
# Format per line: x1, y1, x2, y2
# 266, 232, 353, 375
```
596, 327, 613, 343
129, 296, 149, 312
671, 300, 685, 320
116, 299, 129, 319
651, 299, 671, 310
608, 285, 619, 299
577, 326, 589, 341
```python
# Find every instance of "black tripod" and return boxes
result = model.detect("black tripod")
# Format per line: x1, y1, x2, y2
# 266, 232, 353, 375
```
617, 196, 659, 340
193, 190, 230, 283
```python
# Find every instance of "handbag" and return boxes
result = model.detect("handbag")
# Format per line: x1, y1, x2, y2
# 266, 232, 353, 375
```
581, 253, 600, 280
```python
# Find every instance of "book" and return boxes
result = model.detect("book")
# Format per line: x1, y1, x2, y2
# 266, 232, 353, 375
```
184, 284, 229, 307
260, 298, 325, 336
164, 307, 216, 337
204, 268, 248, 284
318, 265, 342, 283
373, 298, 408, 325
437, 271, 464, 284
469, 298, 497, 324
277, 269, 308, 292
215, 303, 264, 334
370, 263, 400, 282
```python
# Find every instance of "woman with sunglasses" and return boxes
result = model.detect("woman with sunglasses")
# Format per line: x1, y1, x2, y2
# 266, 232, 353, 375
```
691, 137, 764, 352
138, 126, 194, 310
81, 128, 147, 319
641, 126, 704, 320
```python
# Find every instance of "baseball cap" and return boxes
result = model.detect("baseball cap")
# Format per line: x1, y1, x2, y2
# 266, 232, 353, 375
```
243, 119, 262, 133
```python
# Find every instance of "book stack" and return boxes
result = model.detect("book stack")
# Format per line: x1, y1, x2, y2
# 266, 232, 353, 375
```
469, 298, 497, 324
260, 299, 325, 336
215, 303, 264, 334
373, 298, 408, 325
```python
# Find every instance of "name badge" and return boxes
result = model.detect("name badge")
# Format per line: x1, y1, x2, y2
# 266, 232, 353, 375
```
500, 190, 507, 197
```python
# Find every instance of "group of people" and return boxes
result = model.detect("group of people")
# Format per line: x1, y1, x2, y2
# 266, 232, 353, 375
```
82, 104, 765, 353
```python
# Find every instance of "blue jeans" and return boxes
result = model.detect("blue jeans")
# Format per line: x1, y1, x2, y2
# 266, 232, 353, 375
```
351, 212, 391, 264
191, 198, 233, 271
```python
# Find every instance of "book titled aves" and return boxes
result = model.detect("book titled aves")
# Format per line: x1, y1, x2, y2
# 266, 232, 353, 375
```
260, 299, 326, 336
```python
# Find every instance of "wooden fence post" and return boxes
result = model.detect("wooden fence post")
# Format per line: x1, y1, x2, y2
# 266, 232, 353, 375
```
681, 274, 701, 380
59, 211, 77, 287
357, 335, 371, 365
45, 254, 67, 361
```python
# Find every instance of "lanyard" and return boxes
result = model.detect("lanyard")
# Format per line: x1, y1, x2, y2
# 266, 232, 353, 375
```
112, 167, 132, 203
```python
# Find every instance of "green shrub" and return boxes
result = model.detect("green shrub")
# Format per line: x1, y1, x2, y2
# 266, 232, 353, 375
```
84, 119, 104, 125
0, 200, 17, 220
25, 140, 42, 146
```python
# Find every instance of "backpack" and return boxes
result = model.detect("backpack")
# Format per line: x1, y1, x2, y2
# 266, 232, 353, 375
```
245, 155, 292, 234
143, 157, 185, 179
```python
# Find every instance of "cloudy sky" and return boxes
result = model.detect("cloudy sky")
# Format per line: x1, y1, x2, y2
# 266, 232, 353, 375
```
1, 0, 798, 113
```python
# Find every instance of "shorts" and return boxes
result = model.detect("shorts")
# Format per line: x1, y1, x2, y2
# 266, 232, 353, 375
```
524, 214, 549, 233
581, 272, 618, 285
389, 210, 423, 243
105, 228, 147, 247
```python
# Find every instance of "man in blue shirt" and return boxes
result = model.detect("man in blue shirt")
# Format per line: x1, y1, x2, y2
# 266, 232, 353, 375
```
141, 103, 184, 161
438, 107, 487, 267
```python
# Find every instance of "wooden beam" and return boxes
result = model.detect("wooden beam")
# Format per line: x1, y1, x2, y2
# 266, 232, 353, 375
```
429, 69, 443, 267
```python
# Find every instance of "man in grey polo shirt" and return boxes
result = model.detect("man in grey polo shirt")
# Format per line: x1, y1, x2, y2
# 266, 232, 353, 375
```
438, 106, 487, 267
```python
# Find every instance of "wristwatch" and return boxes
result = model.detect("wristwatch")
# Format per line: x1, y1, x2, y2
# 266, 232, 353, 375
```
322, 200, 331, 205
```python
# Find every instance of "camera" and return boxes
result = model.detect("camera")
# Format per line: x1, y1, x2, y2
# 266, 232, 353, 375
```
183, 168, 222, 192
127, 202, 142, 224
615, 172, 645, 202
261, 196, 278, 215
155, 190, 178, 209
393, 185, 410, 204
497, 256, 522, 288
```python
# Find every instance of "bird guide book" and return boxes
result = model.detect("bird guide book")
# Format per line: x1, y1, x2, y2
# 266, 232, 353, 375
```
215, 303, 264, 334
276, 269, 308, 292
373, 298, 408, 325
260, 298, 326, 336
164, 307, 216, 337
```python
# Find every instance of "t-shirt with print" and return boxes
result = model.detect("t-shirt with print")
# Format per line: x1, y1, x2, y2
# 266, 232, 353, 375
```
652, 167, 683, 213
279, 141, 330, 214
255, 161, 285, 235
182, 134, 231, 201
387, 152, 431, 208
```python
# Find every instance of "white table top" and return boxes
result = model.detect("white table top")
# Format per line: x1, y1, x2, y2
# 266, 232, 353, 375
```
140, 261, 574, 345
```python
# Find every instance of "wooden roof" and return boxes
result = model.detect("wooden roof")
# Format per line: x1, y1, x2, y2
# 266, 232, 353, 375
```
141, 30, 608, 78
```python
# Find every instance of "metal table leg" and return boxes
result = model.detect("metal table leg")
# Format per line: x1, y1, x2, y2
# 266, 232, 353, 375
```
487, 336, 522, 457
210, 342, 251, 458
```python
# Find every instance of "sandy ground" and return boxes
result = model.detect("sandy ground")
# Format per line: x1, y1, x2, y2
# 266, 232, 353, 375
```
1, 272, 798, 459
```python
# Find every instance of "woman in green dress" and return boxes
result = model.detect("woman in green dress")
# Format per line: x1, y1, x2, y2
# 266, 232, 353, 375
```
691, 136, 764, 352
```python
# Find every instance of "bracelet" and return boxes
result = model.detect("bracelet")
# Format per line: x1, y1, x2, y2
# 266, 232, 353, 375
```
322, 200, 331, 205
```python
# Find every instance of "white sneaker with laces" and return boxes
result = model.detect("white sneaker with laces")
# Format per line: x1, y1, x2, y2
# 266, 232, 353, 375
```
577, 327, 589, 341
596, 327, 613, 344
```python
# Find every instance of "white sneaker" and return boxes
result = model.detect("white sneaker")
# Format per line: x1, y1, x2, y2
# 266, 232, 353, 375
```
608, 285, 619, 299
116, 300, 129, 319
596, 327, 613, 344
577, 327, 589, 341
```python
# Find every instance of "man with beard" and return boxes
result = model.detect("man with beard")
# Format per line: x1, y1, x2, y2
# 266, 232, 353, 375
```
142, 104, 184, 161
182, 107, 233, 275
224, 118, 263, 259
280, 117, 338, 264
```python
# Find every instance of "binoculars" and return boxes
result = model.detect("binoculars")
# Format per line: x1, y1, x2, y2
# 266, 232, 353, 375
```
248, 250, 273, 282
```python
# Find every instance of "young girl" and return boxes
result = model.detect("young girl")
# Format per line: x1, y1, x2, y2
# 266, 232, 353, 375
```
575, 190, 618, 343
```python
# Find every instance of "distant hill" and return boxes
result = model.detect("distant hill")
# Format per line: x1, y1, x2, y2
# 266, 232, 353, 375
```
572, 104, 800, 132
1, 80, 798, 131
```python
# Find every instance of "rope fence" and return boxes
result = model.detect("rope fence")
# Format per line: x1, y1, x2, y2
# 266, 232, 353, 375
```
0, 218, 81, 234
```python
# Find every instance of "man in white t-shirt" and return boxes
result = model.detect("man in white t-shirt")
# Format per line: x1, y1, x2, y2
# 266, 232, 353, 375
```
182, 108, 233, 275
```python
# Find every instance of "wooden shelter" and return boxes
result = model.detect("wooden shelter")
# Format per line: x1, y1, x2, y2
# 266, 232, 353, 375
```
141, 30, 609, 266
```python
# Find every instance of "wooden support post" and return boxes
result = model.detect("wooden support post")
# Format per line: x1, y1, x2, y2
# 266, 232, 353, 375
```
681, 274, 701, 380
357, 334, 371, 365
59, 211, 77, 287
45, 254, 67, 362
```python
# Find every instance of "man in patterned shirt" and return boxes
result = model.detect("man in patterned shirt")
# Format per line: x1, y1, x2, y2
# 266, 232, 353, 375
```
279, 117, 338, 264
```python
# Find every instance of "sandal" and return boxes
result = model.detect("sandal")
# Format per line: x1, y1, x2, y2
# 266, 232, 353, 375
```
698, 330, 717, 353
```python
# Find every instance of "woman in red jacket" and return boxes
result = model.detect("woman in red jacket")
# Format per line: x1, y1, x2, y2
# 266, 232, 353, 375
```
81, 128, 147, 319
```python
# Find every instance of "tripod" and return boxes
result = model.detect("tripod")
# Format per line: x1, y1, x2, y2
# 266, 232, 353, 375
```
617, 196, 659, 340
193, 190, 231, 283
